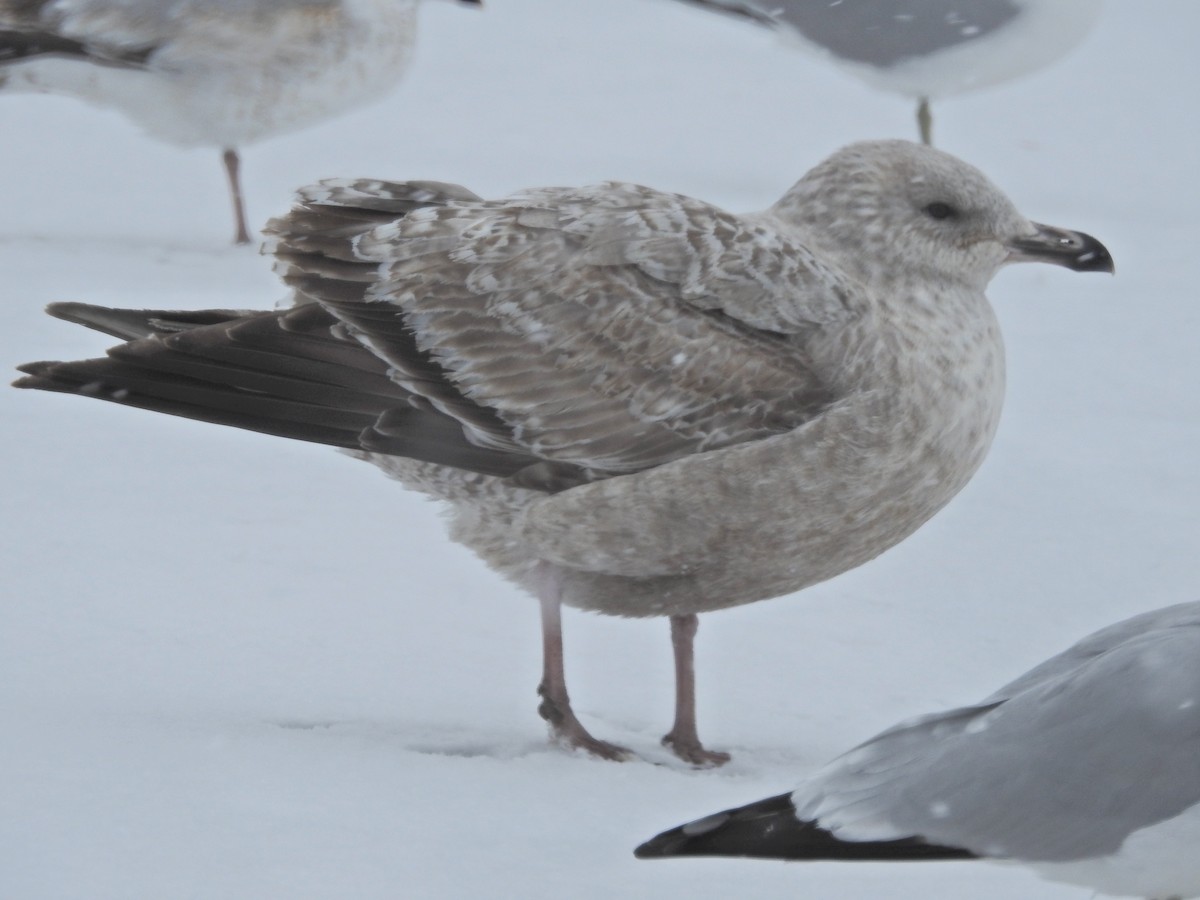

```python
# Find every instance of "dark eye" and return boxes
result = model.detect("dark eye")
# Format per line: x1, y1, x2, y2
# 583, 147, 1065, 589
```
923, 202, 958, 220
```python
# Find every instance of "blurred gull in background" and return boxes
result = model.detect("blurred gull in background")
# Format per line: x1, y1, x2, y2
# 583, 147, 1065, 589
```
0, 0, 482, 243
638, 602, 1200, 900
669, 0, 1102, 144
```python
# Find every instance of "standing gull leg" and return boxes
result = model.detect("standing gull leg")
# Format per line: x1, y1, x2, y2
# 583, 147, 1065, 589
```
662, 614, 730, 767
222, 147, 252, 245
535, 566, 630, 761
917, 96, 933, 146
2, 2, 480, 242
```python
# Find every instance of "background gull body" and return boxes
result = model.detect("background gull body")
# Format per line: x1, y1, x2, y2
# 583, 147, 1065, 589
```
14, 140, 1111, 765
636, 602, 1200, 900
668, 0, 1102, 144
0, 0, 481, 244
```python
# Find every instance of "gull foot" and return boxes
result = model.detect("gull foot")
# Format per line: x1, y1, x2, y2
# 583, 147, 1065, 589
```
538, 688, 631, 762
550, 726, 633, 762
662, 732, 731, 768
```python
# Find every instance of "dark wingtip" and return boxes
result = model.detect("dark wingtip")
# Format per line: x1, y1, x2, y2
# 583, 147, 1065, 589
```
41, 301, 157, 340
633, 839, 676, 859
634, 794, 800, 861
45, 301, 100, 321
671, 0, 778, 28
634, 811, 733, 858
12, 360, 61, 388
634, 792, 979, 863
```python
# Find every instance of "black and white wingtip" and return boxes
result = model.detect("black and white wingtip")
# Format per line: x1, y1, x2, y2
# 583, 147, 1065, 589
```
635, 793, 809, 860
634, 792, 975, 862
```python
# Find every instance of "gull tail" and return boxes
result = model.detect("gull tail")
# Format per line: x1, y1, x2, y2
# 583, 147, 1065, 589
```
634, 793, 975, 861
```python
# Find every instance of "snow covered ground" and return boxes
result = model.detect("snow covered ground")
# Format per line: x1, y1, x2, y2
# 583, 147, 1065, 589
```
2, 2, 1198, 898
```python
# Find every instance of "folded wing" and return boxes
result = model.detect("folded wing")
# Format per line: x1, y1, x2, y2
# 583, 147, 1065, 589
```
18, 176, 857, 493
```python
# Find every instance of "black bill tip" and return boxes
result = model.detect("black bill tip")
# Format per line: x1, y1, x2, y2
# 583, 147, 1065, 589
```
1008, 223, 1115, 274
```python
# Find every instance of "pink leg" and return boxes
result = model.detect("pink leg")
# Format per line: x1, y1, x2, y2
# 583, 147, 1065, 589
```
222, 148, 252, 245
662, 613, 730, 767
536, 570, 630, 761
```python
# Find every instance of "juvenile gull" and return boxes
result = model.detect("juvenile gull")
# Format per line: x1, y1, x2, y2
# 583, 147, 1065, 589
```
636, 602, 1200, 899
0, 0, 481, 243
669, 0, 1102, 144
13, 140, 1112, 764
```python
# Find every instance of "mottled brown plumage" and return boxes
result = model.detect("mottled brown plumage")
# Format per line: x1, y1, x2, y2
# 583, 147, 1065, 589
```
14, 141, 1113, 763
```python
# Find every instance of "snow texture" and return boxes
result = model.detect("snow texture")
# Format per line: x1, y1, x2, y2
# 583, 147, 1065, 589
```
2, 2, 1196, 898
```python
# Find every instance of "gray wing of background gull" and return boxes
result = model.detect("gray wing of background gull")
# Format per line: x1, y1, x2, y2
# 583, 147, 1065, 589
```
672, 0, 1023, 67
667, 0, 1102, 145
795, 603, 1200, 862
986, 602, 1200, 701
639, 602, 1200, 882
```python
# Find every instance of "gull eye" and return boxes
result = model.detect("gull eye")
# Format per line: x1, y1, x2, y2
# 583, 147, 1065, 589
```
923, 201, 958, 221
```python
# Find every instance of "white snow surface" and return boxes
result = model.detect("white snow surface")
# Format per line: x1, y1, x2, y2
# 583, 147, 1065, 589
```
2, 2, 1198, 898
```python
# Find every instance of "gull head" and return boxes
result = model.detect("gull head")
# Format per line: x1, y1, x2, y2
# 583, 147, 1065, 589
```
773, 140, 1113, 291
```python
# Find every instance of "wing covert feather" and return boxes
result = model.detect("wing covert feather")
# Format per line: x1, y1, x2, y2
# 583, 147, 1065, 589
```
346, 181, 856, 474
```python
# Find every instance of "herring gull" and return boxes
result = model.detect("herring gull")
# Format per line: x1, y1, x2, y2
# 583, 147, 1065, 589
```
669, 0, 1102, 144
13, 140, 1113, 764
0, 0, 482, 243
636, 602, 1200, 899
